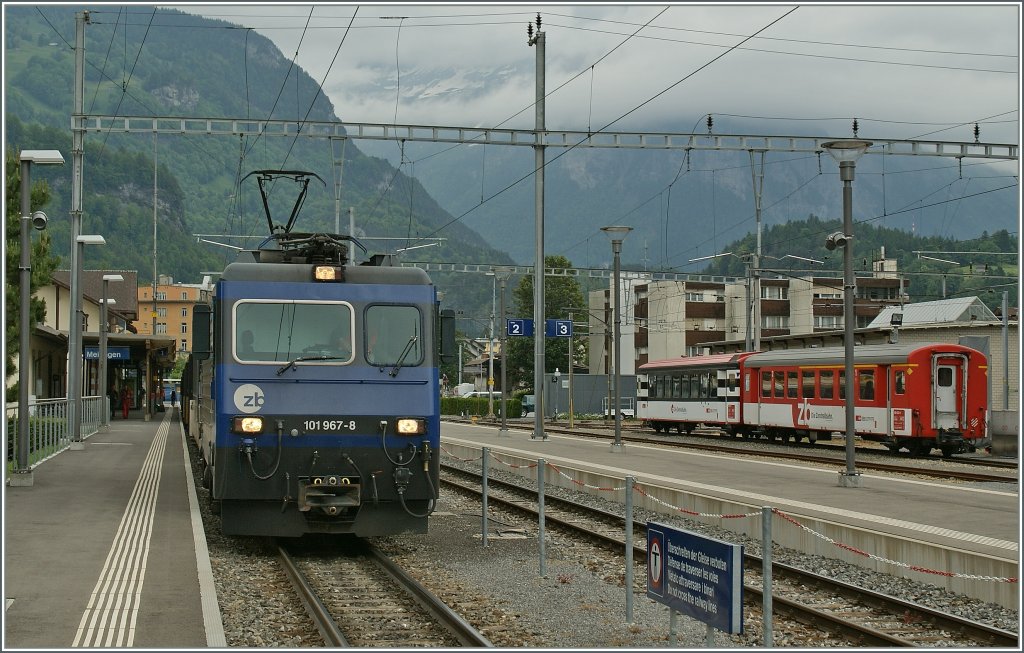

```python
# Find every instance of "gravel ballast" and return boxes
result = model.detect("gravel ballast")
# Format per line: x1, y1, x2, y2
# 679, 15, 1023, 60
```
191, 434, 1019, 647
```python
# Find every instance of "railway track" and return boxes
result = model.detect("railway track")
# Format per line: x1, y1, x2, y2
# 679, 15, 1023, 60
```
452, 419, 1017, 483
275, 538, 492, 647
440, 464, 1018, 648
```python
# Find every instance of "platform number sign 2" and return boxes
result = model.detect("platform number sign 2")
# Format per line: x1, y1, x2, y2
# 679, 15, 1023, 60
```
506, 318, 534, 337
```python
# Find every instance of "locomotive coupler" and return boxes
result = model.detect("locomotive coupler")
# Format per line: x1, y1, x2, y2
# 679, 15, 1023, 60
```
297, 475, 360, 516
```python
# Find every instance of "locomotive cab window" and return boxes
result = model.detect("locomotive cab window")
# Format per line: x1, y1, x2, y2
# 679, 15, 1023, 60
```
233, 300, 353, 363
366, 305, 423, 367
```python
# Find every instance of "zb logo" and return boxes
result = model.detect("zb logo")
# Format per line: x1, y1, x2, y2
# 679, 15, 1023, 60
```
234, 384, 266, 414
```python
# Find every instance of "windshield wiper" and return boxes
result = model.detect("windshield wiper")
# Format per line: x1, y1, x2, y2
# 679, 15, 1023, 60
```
276, 354, 346, 376
388, 335, 419, 377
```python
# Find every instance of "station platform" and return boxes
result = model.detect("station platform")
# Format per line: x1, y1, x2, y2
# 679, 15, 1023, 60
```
441, 420, 1020, 609
3, 408, 224, 649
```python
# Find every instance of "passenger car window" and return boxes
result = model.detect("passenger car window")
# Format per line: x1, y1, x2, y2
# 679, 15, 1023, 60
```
802, 371, 815, 398
787, 371, 799, 398
937, 367, 953, 387
859, 370, 876, 401
894, 370, 906, 395
820, 370, 834, 399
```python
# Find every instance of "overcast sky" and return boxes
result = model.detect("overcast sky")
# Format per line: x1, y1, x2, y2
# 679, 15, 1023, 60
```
171, 3, 1021, 146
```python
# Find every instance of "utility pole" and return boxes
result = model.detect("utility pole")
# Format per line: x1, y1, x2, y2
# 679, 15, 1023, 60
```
528, 14, 547, 441
67, 10, 89, 448
749, 150, 765, 351
149, 132, 158, 422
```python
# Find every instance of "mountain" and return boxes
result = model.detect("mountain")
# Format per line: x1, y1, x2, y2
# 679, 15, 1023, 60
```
349, 60, 1017, 268
3, 6, 515, 327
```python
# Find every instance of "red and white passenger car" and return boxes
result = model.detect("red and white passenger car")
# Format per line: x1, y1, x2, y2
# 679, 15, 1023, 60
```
637, 343, 988, 457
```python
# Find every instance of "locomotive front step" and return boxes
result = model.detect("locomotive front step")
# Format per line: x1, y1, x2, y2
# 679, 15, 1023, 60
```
298, 476, 361, 515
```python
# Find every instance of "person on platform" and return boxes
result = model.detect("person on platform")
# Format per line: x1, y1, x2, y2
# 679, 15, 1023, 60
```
109, 385, 118, 419
121, 386, 133, 419
170, 389, 177, 407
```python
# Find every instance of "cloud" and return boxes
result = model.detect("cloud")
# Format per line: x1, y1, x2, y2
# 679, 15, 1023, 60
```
175, 3, 1019, 144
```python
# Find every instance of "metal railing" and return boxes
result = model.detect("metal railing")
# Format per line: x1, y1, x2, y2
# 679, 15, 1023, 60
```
5, 396, 103, 472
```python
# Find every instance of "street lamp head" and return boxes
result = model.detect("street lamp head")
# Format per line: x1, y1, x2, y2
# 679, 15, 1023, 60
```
492, 265, 514, 280
102, 274, 125, 283
20, 149, 65, 165
31, 211, 48, 230
600, 225, 633, 239
821, 140, 873, 164
100, 298, 117, 306
76, 234, 106, 245
824, 231, 850, 251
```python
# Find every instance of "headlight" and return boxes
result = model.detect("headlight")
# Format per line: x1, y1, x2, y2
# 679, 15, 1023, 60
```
232, 416, 264, 433
396, 418, 426, 435
313, 265, 343, 282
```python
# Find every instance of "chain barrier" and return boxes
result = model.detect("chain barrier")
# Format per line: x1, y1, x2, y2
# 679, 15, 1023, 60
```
439, 449, 1016, 584
772, 508, 1018, 584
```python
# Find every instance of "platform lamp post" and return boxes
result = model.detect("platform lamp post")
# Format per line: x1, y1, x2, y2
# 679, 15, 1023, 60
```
98, 274, 123, 430
14, 149, 65, 487
69, 234, 106, 450
485, 271, 497, 419
822, 139, 872, 488
492, 266, 514, 433
601, 225, 632, 453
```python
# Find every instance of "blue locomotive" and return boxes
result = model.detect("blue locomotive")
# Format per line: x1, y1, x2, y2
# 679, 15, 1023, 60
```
182, 171, 453, 537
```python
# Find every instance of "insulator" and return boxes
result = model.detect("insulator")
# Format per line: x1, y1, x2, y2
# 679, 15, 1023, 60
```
527, 23, 533, 38
852, 118, 859, 137
706, 114, 713, 133
536, 13, 542, 29
974, 122, 980, 143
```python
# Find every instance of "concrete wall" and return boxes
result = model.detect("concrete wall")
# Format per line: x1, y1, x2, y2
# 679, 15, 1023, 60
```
990, 410, 1019, 457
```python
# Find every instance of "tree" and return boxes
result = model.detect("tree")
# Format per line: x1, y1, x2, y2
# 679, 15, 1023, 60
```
504, 255, 587, 391
5, 147, 61, 400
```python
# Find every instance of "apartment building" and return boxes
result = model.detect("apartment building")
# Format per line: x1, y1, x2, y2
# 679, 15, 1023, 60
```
132, 275, 214, 356
589, 265, 907, 373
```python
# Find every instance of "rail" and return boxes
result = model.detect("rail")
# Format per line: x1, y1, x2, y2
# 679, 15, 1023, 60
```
5, 396, 103, 472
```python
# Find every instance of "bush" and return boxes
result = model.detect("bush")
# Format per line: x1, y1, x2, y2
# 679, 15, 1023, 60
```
6, 417, 67, 462
441, 396, 522, 418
